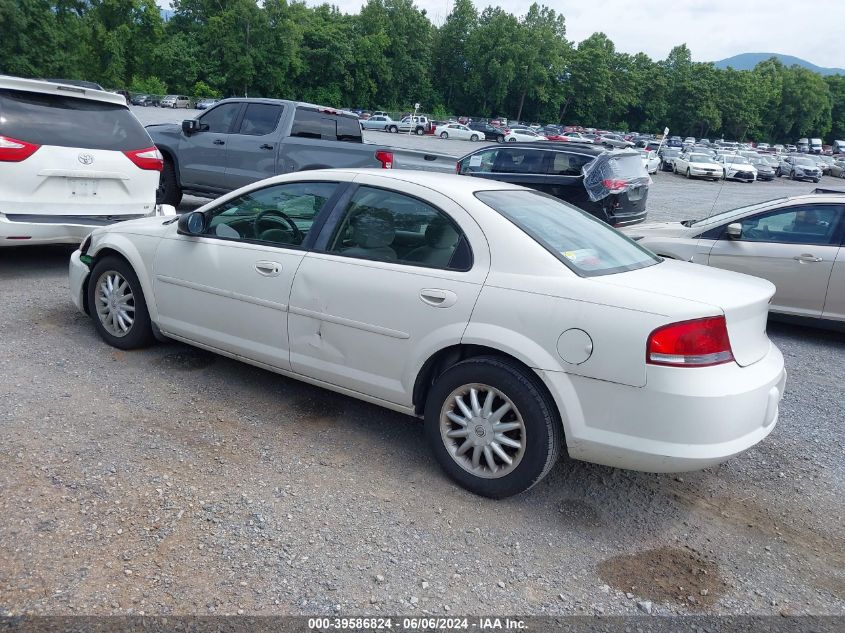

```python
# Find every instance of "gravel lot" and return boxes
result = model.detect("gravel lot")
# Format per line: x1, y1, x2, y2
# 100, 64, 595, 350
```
0, 107, 843, 618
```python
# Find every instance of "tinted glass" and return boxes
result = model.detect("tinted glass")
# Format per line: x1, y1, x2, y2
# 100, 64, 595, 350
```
737, 205, 842, 245
336, 115, 363, 142
549, 152, 593, 176
204, 181, 338, 246
237, 103, 282, 136
291, 108, 323, 139
200, 103, 240, 133
327, 186, 469, 270
489, 148, 546, 173
0, 89, 152, 151
476, 190, 659, 276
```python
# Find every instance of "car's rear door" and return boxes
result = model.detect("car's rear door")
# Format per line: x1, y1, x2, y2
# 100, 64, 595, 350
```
287, 177, 489, 407
224, 102, 285, 189
178, 101, 242, 191
706, 204, 844, 317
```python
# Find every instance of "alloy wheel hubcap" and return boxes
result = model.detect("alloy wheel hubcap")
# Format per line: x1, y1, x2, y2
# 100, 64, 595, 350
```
95, 271, 135, 337
440, 383, 526, 479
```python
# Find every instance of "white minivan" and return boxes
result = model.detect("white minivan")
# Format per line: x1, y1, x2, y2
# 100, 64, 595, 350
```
0, 75, 168, 246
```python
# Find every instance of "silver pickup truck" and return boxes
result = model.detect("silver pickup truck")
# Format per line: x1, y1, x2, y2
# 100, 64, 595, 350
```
147, 98, 454, 205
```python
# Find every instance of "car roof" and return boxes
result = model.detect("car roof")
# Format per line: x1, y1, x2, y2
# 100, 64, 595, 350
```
470, 141, 605, 156
0, 74, 127, 105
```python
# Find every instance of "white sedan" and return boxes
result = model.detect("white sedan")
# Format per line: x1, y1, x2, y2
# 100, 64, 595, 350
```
638, 149, 659, 174
69, 170, 786, 498
438, 123, 481, 141
505, 128, 547, 142
716, 154, 758, 182
673, 152, 724, 180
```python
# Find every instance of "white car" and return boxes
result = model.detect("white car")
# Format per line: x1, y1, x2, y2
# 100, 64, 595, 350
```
438, 123, 481, 141
638, 149, 659, 174
69, 170, 786, 498
716, 154, 758, 182
622, 193, 845, 325
0, 75, 168, 246
160, 95, 191, 108
562, 132, 594, 143
505, 128, 547, 142
673, 152, 724, 180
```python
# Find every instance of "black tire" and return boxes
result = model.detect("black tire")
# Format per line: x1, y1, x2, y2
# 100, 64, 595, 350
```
814, 178, 820, 183
686, 168, 691, 179
156, 158, 183, 207
507, 137, 516, 143
440, 132, 448, 139
389, 125, 398, 133
496, 135, 505, 143
470, 134, 479, 142
415, 127, 425, 135
87, 256, 155, 350
424, 356, 562, 499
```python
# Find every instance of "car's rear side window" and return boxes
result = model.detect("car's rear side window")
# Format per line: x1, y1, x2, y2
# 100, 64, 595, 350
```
291, 107, 362, 143
0, 89, 152, 151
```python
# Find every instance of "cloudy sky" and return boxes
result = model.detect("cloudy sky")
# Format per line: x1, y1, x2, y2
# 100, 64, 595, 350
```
305, 0, 844, 68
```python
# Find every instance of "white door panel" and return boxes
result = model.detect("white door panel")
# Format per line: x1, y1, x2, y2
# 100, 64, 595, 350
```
288, 254, 481, 405
707, 240, 836, 317
154, 234, 303, 369
822, 247, 845, 321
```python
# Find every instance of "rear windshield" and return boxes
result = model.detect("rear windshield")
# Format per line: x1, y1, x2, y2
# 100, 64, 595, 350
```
0, 89, 152, 151
476, 189, 659, 277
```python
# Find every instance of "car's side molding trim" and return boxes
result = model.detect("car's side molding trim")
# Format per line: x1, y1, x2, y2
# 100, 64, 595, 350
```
156, 274, 287, 312
289, 305, 410, 340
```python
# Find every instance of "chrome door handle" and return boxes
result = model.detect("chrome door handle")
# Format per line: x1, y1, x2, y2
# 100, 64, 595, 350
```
254, 261, 281, 276
419, 288, 457, 308
793, 254, 823, 263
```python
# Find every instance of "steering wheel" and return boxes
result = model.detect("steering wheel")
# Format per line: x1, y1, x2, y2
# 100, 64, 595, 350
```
253, 208, 303, 242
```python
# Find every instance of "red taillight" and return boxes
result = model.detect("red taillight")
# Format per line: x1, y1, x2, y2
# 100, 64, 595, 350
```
455, 161, 461, 174
647, 316, 734, 367
602, 178, 629, 191
375, 150, 393, 169
124, 146, 163, 171
0, 136, 40, 162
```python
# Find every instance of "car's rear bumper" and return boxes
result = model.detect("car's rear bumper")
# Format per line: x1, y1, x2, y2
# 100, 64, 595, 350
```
0, 211, 161, 246
539, 342, 786, 472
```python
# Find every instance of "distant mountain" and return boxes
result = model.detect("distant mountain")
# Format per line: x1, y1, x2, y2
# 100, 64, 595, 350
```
714, 53, 845, 76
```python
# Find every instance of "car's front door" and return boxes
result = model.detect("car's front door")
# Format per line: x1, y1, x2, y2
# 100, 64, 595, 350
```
706, 204, 844, 317
224, 102, 285, 190
287, 179, 489, 406
153, 180, 343, 369
179, 102, 242, 191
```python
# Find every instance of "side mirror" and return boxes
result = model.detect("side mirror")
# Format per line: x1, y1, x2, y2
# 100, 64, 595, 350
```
177, 211, 207, 236
182, 119, 205, 135
726, 222, 742, 239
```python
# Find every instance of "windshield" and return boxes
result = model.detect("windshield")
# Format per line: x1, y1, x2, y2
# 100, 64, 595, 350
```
794, 158, 815, 166
691, 198, 788, 227
476, 190, 659, 277
689, 154, 714, 163
722, 155, 750, 164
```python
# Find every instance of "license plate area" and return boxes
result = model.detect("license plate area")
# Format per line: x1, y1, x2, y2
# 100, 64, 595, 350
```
68, 178, 99, 198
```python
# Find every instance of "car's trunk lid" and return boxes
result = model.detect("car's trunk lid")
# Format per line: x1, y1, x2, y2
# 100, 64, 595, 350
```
596, 259, 773, 367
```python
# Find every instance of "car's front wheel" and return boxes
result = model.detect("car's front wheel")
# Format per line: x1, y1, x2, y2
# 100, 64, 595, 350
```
497, 135, 505, 143
87, 257, 155, 350
424, 356, 562, 499
440, 132, 448, 139
389, 125, 398, 133
470, 134, 479, 141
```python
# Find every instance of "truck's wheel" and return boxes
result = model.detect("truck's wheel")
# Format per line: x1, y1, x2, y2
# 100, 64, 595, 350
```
156, 158, 183, 207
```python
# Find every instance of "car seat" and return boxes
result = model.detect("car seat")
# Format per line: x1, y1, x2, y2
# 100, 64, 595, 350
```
341, 207, 397, 261
405, 219, 459, 267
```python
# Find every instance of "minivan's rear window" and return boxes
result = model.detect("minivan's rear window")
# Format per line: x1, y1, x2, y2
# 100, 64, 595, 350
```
0, 89, 152, 151
477, 189, 659, 277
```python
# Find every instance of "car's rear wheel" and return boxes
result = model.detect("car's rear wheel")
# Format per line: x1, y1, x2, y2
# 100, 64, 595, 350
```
497, 135, 505, 143
87, 257, 154, 350
507, 137, 516, 143
440, 132, 448, 139
424, 356, 562, 499
156, 158, 183, 207
389, 125, 398, 133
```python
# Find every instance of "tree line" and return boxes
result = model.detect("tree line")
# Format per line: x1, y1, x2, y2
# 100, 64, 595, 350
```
2, 0, 844, 142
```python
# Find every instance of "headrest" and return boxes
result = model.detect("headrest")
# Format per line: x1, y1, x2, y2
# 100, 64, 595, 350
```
351, 207, 395, 248
425, 218, 459, 249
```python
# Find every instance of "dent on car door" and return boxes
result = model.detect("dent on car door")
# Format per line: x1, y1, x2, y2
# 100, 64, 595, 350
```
287, 180, 489, 406
706, 204, 843, 317
153, 180, 343, 368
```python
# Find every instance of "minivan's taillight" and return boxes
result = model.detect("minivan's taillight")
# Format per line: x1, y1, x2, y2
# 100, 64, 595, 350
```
124, 146, 163, 171
647, 316, 734, 367
375, 150, 393, 169
0, 136, 40, 162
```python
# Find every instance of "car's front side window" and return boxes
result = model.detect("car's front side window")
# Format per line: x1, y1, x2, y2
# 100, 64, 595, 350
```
326, 186, 471, 270
200, 103, 241, 134
202, 181, 338, 247
734, 205, 843, 245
